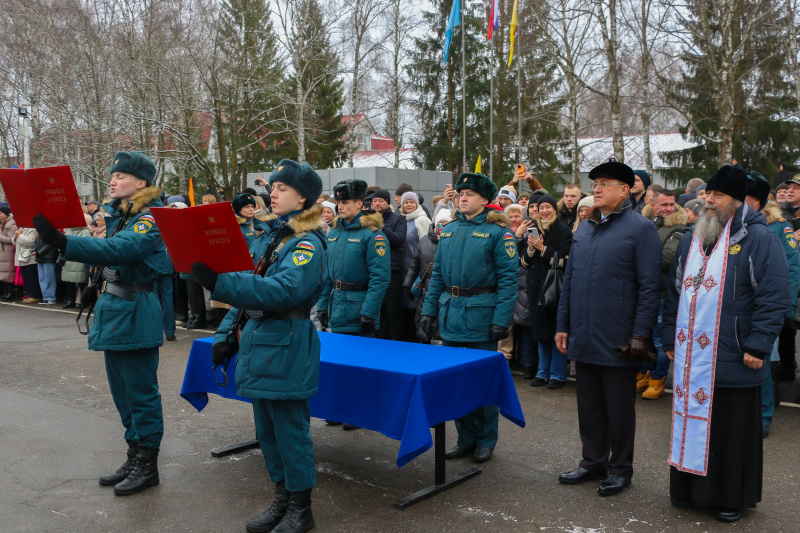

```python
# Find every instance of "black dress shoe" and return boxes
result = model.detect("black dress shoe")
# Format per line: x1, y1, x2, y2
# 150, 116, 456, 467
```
342, 424, 360, 430
444, 445, 475, 459
597, 474, 631, 496
473, 447, 493, 463
523, 366, 534, 380
324, 420, 343, 426
762, 425, 770, 438
715, 508, 742, 522
166, 335, 176, 341
186, 321, 207, 330
62, 301, 76, 309
530, 377, 547, 387
547, 379, 565, 389
558, 467, 607, 484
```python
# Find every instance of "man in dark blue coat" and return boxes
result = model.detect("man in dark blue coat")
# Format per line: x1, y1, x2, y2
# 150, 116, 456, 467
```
662, 166, 791, 522
555, 160, 662, 496
371, 188, 407, 340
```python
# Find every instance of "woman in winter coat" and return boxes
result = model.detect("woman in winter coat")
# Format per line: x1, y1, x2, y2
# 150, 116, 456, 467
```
0, 206, 19, 301
521, 195, 573, 388
13, 226, 42, 303
508, 204, 538, 378
60, 214, 92, 308
403, 209, 450, 343
401, 191, 432, 340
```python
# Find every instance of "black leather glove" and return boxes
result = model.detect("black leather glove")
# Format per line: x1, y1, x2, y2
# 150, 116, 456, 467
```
417, 315, 434, 343
212, 341, 239, 366
79, 285, 98, 309
489, 324, 510, 342
318, 311, 329, 329
56, 257, 66, 267
404, 286, 415, 303
191, 261, 218, 292
33, 214, 67, 252
617, 335, 655, 363
360, 315, 376, 335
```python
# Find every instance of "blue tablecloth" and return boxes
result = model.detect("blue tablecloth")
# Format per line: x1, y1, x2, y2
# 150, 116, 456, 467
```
181, 333, 525, 467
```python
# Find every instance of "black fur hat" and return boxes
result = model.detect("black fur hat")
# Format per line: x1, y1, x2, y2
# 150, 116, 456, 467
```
707, 165, 747, 202
333, 179, 368, 202
588, 159, 635, 188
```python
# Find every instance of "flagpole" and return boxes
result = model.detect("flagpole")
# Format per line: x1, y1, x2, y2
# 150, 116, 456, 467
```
461, 0, 466, 173
517, 11, 522, 163
490, 38, 494, 181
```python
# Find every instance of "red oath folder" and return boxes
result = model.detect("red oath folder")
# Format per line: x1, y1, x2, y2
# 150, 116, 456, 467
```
150, 202, 255, 274
0, 166, 87, 228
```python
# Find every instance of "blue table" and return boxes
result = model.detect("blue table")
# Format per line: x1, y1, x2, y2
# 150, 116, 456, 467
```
181, 332, 525, 507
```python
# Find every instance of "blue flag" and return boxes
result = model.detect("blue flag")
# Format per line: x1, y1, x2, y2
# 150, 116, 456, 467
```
443, 0, 461, 65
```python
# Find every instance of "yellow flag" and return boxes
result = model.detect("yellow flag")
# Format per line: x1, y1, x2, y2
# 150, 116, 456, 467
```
188, 178, 196, 207
507, 0, 518, 67
475, 155, 482, 173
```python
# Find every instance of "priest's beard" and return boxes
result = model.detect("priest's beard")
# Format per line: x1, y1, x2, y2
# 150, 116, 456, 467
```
695, 200, 741, 249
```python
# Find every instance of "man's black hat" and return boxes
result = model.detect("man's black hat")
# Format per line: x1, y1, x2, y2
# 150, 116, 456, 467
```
588, 159, 635, 188
707, 165, 747, 203
333, 179, 368, 202
745, 171, 770, 210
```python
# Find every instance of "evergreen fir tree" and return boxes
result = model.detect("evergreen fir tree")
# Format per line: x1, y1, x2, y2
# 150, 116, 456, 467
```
285, 0, 347, 169
216, 0, 285, 195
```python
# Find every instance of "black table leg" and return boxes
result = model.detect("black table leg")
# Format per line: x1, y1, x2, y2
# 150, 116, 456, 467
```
392, 422, 481, 510
211, 439, 260, 458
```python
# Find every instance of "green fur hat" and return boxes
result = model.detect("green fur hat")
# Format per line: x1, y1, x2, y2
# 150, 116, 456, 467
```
333, 179, 368, 202
455, 172, 497, 202
109, 151, 156, 186
268, 159, 323, 208
232, 193, 256, 214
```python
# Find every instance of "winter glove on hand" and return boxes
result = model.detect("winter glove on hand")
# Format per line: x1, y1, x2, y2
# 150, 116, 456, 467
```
191, 261, 218, 292
317, 311, 329, 329
212, 341, 238, 366
404, 286, 415, 303
33, 214, 67, 252
617, 335, 654, 363
489, 324, 510, 342
79, 286, 98, 309
360, 315, 376, 335
417, 315, 434, 343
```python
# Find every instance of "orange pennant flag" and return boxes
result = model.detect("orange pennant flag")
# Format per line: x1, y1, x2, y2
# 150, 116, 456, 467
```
188, 178, 196, 207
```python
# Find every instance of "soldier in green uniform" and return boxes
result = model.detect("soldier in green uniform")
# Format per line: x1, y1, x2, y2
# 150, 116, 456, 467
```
317, 179, 390, 338
419, 172, 519, 464
34, 151, 167, 496
191, 160, 325, 533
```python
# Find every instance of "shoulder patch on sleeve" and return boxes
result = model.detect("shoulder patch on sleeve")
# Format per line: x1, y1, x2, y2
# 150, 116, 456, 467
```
297, 241, 315, 252
292, 250, 314, 266
504, 240, 517, 258
784, 226, 796, 249
133, 219, 153, 234
503, 231, 515, 240
139, 214, 155, 223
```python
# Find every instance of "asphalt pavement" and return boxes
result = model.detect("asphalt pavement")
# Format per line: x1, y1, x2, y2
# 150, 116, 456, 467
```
1, 302, 799, 533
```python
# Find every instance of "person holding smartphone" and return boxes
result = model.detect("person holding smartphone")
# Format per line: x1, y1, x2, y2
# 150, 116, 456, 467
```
520, 195, 573, 388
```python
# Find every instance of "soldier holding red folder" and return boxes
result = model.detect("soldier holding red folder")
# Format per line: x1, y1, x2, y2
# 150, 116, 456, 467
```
34, 150, 167, 496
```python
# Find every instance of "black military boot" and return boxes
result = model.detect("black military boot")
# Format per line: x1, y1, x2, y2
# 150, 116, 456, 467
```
99, 440, 139, 486
246, 481, 290, 533
273, 488, 314, 533
113, 445, 159, 496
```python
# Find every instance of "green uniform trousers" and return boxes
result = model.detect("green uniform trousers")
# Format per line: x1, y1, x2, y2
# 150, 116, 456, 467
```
252, 398, 316, 492
445, 340, 500, 450
104, 348, 164, 448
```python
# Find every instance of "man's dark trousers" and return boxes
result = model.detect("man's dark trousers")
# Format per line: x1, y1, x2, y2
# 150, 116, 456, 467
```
377, 270, 404, 341
575, 361, 638, 477
445, 340, 500, 450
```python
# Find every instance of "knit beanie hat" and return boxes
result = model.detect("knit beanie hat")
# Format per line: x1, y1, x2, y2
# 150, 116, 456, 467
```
497, 188, 517, 203
634, 170, 651, 189
167, 195, 184, 206
537, 194, 558, 211
577, 196, 595, 210
401, 191, 419, 206
434, 209, 452, 226
321, 200, 337, 212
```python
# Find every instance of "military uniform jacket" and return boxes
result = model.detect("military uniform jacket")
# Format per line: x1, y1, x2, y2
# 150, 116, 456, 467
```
317, 211, 390, 333
63, 186, 166, 352
422, 208, 518, 343
213, 207, 327, 401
